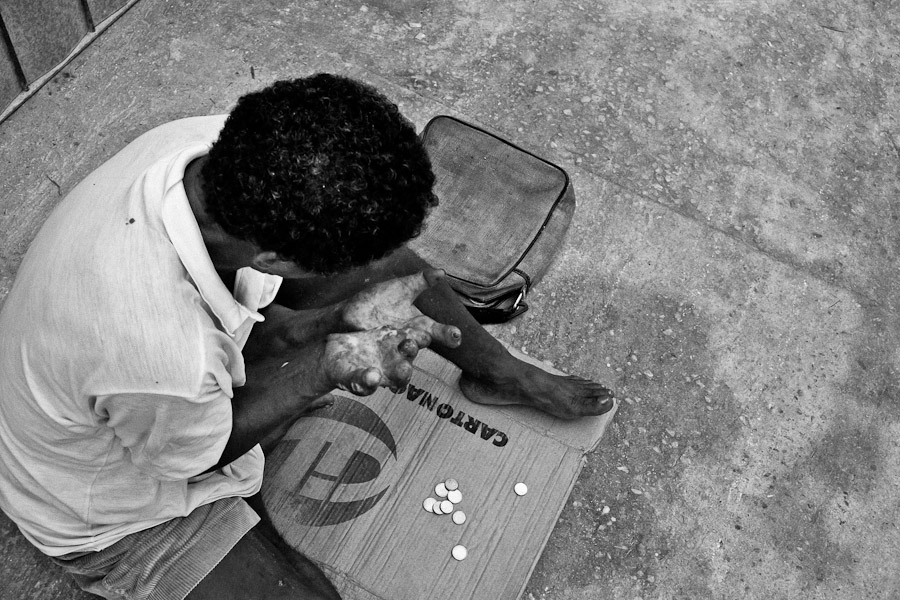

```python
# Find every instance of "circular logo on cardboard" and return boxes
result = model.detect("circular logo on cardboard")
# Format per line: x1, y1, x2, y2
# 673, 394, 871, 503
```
267, 395, 398, 527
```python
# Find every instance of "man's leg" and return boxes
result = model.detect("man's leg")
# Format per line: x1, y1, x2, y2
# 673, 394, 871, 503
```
188, 525, 341, 600
277, 247, 614, 419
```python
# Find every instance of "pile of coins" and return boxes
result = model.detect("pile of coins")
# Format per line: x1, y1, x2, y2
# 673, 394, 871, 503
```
422, 478, 529, 561
422, 478, 466, 525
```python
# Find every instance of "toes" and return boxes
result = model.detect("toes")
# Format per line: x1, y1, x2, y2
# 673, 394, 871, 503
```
591, 385, 615, 399
583, 392, 615, 416
556, 376, 615, 417
567, 375, 614, 398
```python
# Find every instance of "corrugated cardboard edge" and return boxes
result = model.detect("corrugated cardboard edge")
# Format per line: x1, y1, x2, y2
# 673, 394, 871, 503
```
317, 566, 383, 600
514, 454, 587, 600
489, 346, 617, 600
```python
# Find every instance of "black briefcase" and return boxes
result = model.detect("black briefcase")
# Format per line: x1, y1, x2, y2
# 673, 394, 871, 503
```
411, 116, 576, 324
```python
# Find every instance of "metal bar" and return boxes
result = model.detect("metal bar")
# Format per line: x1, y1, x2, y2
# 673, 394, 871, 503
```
0, 12, 27, 92
0, 0, 142, 124
78, 0, 97, 32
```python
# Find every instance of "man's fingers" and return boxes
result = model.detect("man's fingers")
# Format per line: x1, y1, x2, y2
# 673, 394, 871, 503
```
341, 367, 382, 396
398, 338, 419, 360
362, 367, 382, 389
393, 361, 413, 385
400, 321, 433, 349
382, 359, 414, 394
433, 323, 462, 348
405, 315, 461, 349
309, 396, 335, 411
327, 321, 450, 396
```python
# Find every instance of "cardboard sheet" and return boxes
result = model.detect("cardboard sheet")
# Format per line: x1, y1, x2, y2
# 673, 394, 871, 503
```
262, 348, 617, 600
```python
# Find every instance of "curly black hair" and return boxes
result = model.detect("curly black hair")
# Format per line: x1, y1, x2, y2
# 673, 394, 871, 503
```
202, 74, 438, 274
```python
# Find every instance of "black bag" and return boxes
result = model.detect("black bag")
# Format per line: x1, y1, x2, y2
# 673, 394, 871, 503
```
410, 116, 576, 324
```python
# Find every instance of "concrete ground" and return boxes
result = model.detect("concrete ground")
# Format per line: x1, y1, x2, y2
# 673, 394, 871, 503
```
1, 0, 899, 598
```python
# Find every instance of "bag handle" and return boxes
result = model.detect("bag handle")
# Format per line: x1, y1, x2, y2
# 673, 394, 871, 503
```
468, 301, 529, 324
463, 285, 529, 324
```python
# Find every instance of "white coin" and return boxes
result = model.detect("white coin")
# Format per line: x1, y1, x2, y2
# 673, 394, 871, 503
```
514, 482, 528, 496
435, 482, 449, 498
452, 545, 468, 560
447, 489, 463, 504
445, 478, 459, 491
452, 510, 466, 525
439, 500, 454, 514
423, 497, 436, 512
431, 501, 444, 515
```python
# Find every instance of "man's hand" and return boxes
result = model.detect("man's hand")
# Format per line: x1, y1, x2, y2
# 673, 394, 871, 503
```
323, 324, 436, 396
342, 270, 462, 348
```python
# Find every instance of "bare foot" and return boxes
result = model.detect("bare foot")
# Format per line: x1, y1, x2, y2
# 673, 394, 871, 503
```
459, 359, 614, 420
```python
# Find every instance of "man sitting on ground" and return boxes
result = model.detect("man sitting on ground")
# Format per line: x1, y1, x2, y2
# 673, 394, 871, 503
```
0, 74, 613, 600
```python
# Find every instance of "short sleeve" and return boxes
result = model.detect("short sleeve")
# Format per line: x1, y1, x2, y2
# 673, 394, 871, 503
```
94, 387, 233, 481
234, 267, 283, 312
230, 267, 284, 349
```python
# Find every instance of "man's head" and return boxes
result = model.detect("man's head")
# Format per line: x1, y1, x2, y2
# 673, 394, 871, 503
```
201, 74, 437, 275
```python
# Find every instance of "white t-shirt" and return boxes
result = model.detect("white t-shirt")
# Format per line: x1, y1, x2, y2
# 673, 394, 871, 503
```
0, 116, 282, 556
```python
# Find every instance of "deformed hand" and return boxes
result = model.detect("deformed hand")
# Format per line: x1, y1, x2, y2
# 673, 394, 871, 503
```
342, 270, 462, 349
323, 325, 432, 396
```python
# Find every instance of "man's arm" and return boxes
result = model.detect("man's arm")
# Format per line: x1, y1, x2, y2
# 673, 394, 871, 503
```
208, 300, 350, 471
210, 273, 460, 472
209, 339, 335, 471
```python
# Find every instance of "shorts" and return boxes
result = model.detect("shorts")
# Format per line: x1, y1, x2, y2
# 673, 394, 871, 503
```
51, 497, 259, 600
